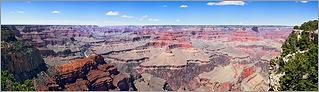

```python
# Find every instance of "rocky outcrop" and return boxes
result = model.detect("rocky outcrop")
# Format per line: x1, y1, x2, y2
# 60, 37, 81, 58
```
87, 70, 112, 90
36, 76, 61, 91
97, 64, 115, 72
65, 79, 89, 91
112, 73, 131, 91
134, 73, 172, 91
3, 25, 93, 47
1, 41, 48, 82
56, 55, 106, 84
36, 55, 135, 91
241, 66, 256, 80
38, 48, 57, 56
141, 62, 218, 90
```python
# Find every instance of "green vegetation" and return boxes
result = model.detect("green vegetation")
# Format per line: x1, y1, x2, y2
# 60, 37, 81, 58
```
1, 70, 36, 91
1, 26, 17, 42
281, 32, 298, 56
274, 20, 318, 91
1, 26, 37, 91
300, 20, 318, 32
293, 25, 299, 29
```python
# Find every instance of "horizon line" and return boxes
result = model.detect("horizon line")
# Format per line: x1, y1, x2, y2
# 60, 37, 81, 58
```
1, 23, 293, 27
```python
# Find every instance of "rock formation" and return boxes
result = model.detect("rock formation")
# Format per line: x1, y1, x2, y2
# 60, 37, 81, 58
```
1, 27, 48, 82
36, 55, 135, 91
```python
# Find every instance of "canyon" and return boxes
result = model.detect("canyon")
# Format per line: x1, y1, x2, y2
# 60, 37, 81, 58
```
2, 25, 292, 91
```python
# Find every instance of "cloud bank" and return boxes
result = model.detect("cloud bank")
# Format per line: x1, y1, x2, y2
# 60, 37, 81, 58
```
17, 11, 25, 14
207, 1, 245, 6
121, 15, 135, 19
300, 1, 309, 3
51, 10, 60, 14
180, 5, 188, 8
106, 11, 119, 16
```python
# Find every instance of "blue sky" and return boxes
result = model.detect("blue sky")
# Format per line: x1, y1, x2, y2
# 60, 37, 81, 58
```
1, 1, 317, 26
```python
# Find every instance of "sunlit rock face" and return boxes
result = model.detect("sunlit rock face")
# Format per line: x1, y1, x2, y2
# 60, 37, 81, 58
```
35, 55, 138, 91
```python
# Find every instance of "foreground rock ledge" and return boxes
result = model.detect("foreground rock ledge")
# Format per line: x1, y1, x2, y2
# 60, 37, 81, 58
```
37, 55, 135, 91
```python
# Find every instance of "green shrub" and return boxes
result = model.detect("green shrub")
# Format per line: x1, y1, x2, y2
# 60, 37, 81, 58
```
275, 20, 318, 91
1, 70, 35, 91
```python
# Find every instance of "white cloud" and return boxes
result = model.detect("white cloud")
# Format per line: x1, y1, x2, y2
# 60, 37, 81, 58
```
121, 15, 135, 19
17, 11, 24, 14
176, 19, 180, 22
207, 2, 215, 6
139, 15, 149, 21
180, 5, 188, 8
148, 18, 159, 21
142, 15, 148, 18
106, 11, 119, 16
207, 1, 245, 6
300, 1, 308, 3
51, 10, 60, 14
137, 15, 159, 22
